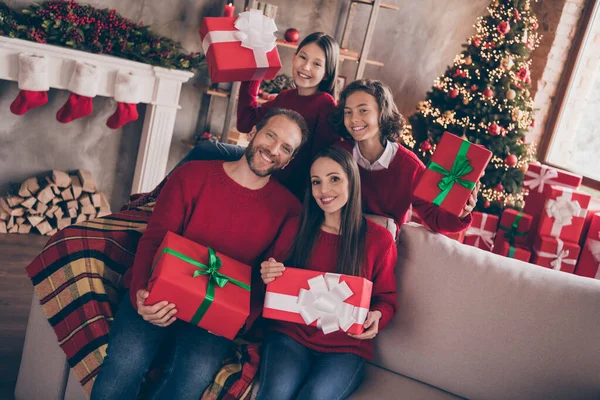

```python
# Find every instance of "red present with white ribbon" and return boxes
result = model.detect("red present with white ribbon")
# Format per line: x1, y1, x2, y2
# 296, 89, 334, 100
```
531, 236, 580, 273
263, 267, 372, 335
575, 212, 600, 280
199, 10, 282, 82
579, 198, 600, 247
538, 186, 590, 243
464, 212, 499, 251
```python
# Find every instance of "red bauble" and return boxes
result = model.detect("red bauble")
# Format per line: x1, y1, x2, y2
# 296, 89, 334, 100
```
483, 201, 491, 208
513, 9, 521, 21
530, 119, 536, 127
488, 123, 501, 136
449, 89, 459, 99
471, 84, 478, 92
505, 154, 518, 167
473, 37, 481, 47
284, 28, 300, 43
495, 183, 504, 192
420, 141, 432, 152
497, 21, 511, 35
483, 88, 494, 98
532, 21, 539, 30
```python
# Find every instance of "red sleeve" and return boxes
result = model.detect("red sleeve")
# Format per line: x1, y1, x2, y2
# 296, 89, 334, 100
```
369, 240, 398, 330
129, 168, 189, 309
411, 160, 472, 234
310, 95, 341, 155
267, 216, 299, 262
236, 80, 284, 133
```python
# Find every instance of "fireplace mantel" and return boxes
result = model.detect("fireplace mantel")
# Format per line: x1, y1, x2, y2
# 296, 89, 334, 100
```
0, 36, 194, 194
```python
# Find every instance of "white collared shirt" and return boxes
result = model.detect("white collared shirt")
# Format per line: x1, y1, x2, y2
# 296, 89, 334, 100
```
352, 141, 399, 171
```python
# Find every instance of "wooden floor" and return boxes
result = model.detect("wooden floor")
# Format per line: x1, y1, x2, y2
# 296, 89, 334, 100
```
0, 233, 49, 400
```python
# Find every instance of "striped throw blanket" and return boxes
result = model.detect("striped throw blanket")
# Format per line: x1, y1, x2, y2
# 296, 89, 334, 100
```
25, 190, 260, 399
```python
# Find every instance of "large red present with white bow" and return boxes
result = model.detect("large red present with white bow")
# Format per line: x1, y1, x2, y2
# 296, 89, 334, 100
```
531, 236, 580, 273
464, 211, 499, 251
579, 198, 600, 247
199, 10, 282, 83
575, 212, 600, 280
263, 267, 372, 335
538, 186, 590, 243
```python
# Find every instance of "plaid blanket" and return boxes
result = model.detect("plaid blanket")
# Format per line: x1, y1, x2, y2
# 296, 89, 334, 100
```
25, 191, 260, 399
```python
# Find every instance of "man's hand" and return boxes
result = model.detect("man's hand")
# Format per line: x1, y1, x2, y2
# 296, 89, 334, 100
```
348, 310, 382, 340
136, 289, 177, 327
260, 257, 285, 284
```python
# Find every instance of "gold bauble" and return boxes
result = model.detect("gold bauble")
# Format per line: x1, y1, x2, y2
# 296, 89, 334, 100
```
506, 89, 517, 100
463, 97, 470, 105
501, 57, 514, 70
464, 56, 473, 65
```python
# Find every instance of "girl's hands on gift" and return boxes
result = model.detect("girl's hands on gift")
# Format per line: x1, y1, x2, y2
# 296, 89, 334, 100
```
348, 310, 382, 340
136, 289, 177, 327
260, 257, 285, 284
459, 181, 481, 219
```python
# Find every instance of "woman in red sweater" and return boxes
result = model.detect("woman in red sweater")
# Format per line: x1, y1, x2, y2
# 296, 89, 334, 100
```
256, 146, 397, 400
331, 79, 477, 235
179, 32, 342, 199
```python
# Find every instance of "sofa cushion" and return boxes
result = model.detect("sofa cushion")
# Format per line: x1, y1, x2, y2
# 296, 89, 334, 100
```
349, 363, 461, 400
373, 223, 600, 400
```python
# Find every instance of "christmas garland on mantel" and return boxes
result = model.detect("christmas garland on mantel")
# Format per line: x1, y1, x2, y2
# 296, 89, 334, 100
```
0, 0, 204, 71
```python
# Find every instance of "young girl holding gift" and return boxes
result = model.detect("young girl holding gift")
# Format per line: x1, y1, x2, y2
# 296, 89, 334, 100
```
181, 32, 341, 199
256, 146, 397, 400
331, 79, 478, 235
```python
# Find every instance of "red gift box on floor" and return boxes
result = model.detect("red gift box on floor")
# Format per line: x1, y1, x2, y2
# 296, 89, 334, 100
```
538, 185, 590, 243
494, 242, 531, 262
199, 10, 281, 83
413, 132, 492, 217
263, 267, 372, 335
579, 198, 600, 247
575, 212, 600, 279
145, 231, 252, 340
531, 236, 580, 273
464, 211, 499, 251
494, 209, 532, 249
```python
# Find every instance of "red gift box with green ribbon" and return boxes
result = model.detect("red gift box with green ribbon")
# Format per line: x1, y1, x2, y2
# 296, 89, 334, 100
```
145, 231, 251, 340
413, 132, 492, 216
493, 209, 533, 250
495, 241, 531, 262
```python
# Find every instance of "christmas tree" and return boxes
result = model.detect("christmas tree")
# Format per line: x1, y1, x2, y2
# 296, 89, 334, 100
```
401, 0, 539, 216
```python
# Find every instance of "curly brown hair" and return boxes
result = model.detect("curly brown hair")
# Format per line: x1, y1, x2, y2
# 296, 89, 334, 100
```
330, 79, 406, 145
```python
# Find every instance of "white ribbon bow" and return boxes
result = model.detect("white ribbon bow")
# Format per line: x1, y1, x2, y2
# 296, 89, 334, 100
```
524, 165, 559, 193
465, 213, 496, 249
264, 273, 369, 335
202, 10, 277, 79
536, 238, 577, 271
545, 191, 587, 236
587, 233, 600, 279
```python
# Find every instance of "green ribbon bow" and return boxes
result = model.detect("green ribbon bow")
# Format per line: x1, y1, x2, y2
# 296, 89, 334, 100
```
153, 247, 250, 326
499, 212, 529, 246
427, 140, 476, 206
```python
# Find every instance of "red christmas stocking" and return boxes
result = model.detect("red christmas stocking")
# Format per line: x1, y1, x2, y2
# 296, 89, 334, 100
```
57, 62, 99, 123
106, 72, 142, 130
106, 102, 139, 129
10, 54, 49, 115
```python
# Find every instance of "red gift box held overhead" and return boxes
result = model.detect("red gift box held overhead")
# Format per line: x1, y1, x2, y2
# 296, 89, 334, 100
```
464, 211, 499, 251
199, 10, 282, 83
413, 132, 492, 217
145, 231, 251, 340
263, 267, 372, 335
531, 236, 580, 273
538, 185, 590, 243
575, 212, 600, 280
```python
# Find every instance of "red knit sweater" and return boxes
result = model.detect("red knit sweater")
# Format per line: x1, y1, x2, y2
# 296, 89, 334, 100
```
125, 160, 301, 329
266, 217, 398, 360
336, 141, 472, 233
237, 81, 341, 199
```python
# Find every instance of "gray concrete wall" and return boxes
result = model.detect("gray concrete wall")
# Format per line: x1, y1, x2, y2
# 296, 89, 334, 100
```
0, 0, 562, 210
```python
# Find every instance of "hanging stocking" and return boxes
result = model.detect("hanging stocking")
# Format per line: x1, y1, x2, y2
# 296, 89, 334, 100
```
56, 62, 99, 123
106, 72, 141, 129
10, 54, 49, 115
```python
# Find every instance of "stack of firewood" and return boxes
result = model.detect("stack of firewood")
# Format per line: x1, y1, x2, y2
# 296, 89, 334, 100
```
0, 170, 111, 235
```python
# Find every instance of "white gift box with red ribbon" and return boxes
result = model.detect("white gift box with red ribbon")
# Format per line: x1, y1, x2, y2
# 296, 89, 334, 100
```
532, 236, 580, 273
263, 267, 372, 335
538, 186, 590, 243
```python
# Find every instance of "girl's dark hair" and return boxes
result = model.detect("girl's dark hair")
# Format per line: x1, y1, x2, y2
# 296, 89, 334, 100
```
330, 79, 406, 145
286, 146, 367, 277
296, 32, 339, 97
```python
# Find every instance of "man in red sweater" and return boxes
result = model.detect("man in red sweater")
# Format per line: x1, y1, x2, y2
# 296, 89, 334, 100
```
91, 108, 308, 400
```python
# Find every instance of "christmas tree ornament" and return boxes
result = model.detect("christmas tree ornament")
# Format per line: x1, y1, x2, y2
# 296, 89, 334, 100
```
106, 72, 142, 130
483, 88, 494, 98
284, 28, 300, 43
56, 62, 99, 123
464, 56, 473, 65
532, 21, 539, 30
517, 68, 530, 82
501, 57, 514, 70
484, 200, 491, 208
443, 110, 455, 120
530, 119, 535, 127
513, 9, 521, 21
505, 154, 518, 167
506, 89, 516, 100
473, 37, 481, 47
10, 53, 49, 115
471, 84, 478, 92
463, 97, 470, 105
495, 183, 504, 192
419, 141, 432, 152
497, 21, 511, 35
488, 123, 501, 136
520, 164, 528, 173
448, 88, 459, 99
417, 101, 429, 111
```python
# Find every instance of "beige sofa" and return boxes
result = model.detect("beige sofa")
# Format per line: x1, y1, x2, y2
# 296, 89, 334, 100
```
15, 223, 600, 399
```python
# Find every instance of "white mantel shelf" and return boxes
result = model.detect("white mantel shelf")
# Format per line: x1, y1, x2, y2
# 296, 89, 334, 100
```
0, 36, 195, 195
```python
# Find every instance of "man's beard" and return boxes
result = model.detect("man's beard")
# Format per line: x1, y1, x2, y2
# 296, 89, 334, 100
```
244, 140, 280, 177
